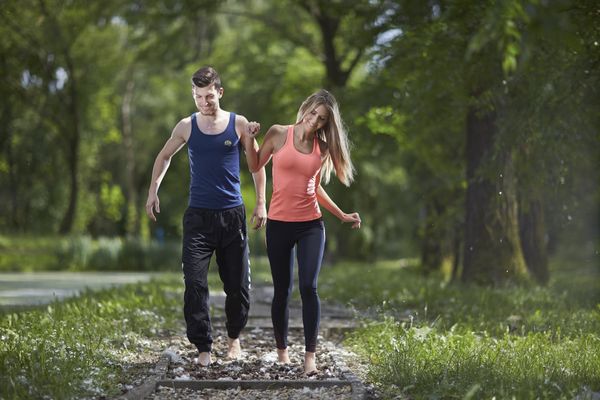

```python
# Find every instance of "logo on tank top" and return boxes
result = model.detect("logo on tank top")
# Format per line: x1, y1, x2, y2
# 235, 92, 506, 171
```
224, 139, 233, 146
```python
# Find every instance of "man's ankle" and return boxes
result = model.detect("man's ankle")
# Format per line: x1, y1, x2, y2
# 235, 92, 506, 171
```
226, 337, 242, 359
195, 351, 211, 366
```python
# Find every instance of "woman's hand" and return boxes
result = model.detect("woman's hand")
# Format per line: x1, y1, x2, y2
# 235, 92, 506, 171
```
342, 212, 361, 229
245, 121, 261, 138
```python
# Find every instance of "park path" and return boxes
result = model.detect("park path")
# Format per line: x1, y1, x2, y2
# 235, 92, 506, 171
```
0, 272, 156, 309
118, 284, 375, 399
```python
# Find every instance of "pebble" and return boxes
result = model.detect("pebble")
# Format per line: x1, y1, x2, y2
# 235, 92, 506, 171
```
139, 324, 372, 399
123, 286, 378, 399
149, 385, 353, 400
163, 328, 343, 382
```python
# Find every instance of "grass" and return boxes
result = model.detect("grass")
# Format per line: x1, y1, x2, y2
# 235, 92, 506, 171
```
0, 274, 184, 399
318, 259, 600, 399
1, 240, 598, 399
0, 257, 273, 399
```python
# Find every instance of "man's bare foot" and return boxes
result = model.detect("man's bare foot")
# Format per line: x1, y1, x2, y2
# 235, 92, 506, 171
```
226, 337, 242, 359
195, 351, 211, 366
277, 348, 291, 364
304, 351, 318, 375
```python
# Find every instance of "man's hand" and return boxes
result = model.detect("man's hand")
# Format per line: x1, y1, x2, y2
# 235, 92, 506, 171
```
146, 192, 160, 222
251, 202, 267, 229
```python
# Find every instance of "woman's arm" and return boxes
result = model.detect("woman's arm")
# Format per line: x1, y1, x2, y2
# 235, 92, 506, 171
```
242, 125, 284, 172
316, 185, 361, 229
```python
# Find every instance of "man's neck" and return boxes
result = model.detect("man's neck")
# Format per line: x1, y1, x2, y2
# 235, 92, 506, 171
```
197, 108, 226, 122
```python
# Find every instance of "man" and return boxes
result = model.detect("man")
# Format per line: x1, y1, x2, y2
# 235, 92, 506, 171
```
145, 66, 266, 366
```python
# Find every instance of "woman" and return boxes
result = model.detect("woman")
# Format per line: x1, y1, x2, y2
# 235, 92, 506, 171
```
242, 89, 361, 374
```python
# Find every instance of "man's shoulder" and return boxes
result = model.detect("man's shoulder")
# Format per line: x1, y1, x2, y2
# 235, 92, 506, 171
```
176, 116, 193, 128
231, 111, 246, 124
172, 115, 193, 139
179, 114, 193, 124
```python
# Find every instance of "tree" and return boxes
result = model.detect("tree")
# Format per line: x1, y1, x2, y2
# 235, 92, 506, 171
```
213, 0, 408, 259
501, 0, 600, 282
0, 0, 126, 233
367, 0, 598, 283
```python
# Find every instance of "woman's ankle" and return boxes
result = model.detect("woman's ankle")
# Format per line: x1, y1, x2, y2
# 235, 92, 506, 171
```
277, 348, 291, 363
304, 351, 318, 374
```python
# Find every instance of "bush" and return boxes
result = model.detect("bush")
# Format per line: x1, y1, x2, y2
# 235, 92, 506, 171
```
87, 237, 122, 270
117, 238, 180, 271
0, 235, 182, 272
54, 236, 93, 270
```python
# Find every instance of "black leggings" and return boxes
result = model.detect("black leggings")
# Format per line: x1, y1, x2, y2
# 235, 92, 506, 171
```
266, 218, 325, 352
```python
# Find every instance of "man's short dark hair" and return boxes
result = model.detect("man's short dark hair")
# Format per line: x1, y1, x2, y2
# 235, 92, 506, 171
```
191, 66, 222, 89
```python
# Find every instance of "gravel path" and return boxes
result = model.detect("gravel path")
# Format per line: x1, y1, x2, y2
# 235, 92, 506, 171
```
151, 385, 353, 400
119, 285, 376, 399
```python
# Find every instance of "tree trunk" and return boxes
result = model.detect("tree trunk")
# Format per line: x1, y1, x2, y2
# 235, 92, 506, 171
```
59, 128, 79, 234
451, 224, 461, 282
300, 3, 362, 89
122, 76, 138, 236
461, 105, 528, 285
420, 201, 444, 274
37, 1, 80, 234
421, 228, 442, 274
1, 100, 20, 229
59, 59, 80, 234
518, 198, 549, 284
315, 15, 347, 88
6, 136, 20, 230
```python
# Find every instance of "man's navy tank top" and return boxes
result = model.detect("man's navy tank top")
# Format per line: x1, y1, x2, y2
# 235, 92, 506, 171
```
187, 112, 243, 209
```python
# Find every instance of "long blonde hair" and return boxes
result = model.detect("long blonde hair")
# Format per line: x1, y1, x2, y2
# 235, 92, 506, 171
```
296, 89, 355, 186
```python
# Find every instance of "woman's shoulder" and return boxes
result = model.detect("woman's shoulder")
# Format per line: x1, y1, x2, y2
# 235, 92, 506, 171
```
265, 124, 289, 141
265, 124, 289, 152
267, 124, 289, 135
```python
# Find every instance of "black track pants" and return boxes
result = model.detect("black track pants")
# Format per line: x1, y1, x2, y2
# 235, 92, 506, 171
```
181, 205, 250, 353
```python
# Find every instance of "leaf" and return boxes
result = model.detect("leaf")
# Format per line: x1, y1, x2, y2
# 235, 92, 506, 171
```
502, 54, 517, 74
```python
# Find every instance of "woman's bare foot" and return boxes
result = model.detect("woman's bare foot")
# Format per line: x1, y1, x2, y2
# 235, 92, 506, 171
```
195, 351, 211, 366
277, 348, 291, 363
226, 337, 242, 359
304, 351, 318, 375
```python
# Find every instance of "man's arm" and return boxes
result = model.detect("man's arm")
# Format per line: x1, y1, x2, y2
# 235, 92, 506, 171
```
145, 120, 188, 221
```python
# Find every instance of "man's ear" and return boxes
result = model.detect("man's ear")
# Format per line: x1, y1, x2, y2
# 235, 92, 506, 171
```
218, 87, 224, 98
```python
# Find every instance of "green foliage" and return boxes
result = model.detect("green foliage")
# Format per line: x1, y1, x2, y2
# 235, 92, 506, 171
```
0, 235, 181, 272
0, 236, 63, 272
0, 0, 597, 275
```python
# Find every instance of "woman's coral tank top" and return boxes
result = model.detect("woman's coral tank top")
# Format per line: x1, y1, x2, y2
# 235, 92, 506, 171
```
268, 125, 322, 222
